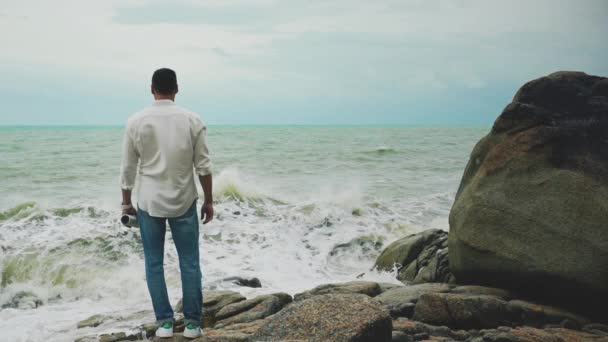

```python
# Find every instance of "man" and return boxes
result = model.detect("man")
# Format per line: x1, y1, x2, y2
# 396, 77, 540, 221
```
119, 68, 213, 339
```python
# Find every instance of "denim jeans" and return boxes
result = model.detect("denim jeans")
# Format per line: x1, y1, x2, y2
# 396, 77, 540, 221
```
137, 199, 202, 327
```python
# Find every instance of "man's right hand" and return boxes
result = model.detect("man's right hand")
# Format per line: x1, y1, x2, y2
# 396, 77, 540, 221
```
201, 202, 214, 224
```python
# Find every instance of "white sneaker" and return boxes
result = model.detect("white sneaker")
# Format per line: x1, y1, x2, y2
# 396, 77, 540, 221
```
156, 321, 174, 338
183, 323, 202, 338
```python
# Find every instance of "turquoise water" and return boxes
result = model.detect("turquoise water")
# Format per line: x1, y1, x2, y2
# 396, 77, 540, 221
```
0, 125, 486, 341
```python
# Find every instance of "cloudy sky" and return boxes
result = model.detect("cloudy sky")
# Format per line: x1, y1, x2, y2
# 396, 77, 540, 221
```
0, 0, 606, 125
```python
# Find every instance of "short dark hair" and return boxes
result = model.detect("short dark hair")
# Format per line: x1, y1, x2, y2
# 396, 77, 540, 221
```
151, 68, 178, 95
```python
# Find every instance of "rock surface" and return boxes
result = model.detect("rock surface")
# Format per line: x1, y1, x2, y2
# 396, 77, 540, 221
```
413, 292, 591, 330
293, 281, 382, 301
375, 229, 454, 284
377, 283, 453, 318
201, 291, 247, 328
214, 293, 292, 328
449, 71, 608, 317
252, 294, 392, 342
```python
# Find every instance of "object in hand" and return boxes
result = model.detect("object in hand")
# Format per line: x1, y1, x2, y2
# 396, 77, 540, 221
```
121, 214, 139, 228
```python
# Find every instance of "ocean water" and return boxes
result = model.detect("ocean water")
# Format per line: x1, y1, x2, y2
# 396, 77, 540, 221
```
0, 125, 486, 341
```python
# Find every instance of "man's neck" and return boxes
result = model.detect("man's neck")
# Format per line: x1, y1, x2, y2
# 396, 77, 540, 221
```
153, 95, 175, 101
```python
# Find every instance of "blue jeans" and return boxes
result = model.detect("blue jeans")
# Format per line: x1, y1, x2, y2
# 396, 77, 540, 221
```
137, 199, 202, 327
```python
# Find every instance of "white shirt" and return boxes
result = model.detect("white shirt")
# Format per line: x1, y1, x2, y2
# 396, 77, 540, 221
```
119, 99, 212, 217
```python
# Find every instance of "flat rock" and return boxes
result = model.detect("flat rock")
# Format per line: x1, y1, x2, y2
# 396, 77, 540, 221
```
507, 299, 590, 328
474, 326, 608, 342
252, 294, 392, 342
413, 293, 515, 329
376, 283, 453, 318
293, 281, 382, 301
214, 293, 292, 328
77, 314, 110, 329
203, 320, 265, 342
413, 292, 594, 331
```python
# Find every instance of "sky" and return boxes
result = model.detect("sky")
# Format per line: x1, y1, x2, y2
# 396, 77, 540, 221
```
0, 0, 606, 126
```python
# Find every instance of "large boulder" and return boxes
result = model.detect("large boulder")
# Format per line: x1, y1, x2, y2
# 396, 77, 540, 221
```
374, 229, 454, 284
252, 294, 393, 342
449, 71, 608, 317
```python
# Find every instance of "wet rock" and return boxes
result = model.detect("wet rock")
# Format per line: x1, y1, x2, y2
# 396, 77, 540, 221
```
252, 294, 392, 342
378, 282, 403, 294
449, 71, 608, 318
376, 283, 453, 318
330, 235, 385, 257
77, 314, 110, 329
375, 229, 453, 284
99, 332, 130, 342
222, 276, 262, 288
1, 291, 43, 310
202, 290, 247, 328
294, 281, 382, 301
214, 293, 292, 328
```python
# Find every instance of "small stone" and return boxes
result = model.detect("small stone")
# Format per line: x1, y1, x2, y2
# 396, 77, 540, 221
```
77, 314, 108, 329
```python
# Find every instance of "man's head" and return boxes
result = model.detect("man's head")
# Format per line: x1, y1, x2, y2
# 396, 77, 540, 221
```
151, 68, 178, 99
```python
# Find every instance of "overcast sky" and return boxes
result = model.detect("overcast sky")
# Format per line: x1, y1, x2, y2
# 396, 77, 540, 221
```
0, 0, 606, 125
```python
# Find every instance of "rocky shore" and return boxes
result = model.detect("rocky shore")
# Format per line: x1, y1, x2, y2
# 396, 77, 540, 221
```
74, 278, 608, 341
75, 71, 608, 342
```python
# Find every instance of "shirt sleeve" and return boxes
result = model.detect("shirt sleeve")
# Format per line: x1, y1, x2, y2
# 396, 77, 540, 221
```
193, 118, 212, 176
119, 121, 139, 190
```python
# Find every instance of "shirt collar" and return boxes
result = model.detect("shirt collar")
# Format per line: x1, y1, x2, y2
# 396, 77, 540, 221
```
152, 99, 175, 106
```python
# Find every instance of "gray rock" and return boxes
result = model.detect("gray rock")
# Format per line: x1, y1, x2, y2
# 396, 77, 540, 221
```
294, 281, 382, 301
378, 282, 404, 293
252, 294, 392, 342
450, 285, 513, 300
222, 276, 262, 288
77, 314, 109, 329
204, 320, 265, 342
375, 230, 454, 284
202, 290, 247, 328
413, 293, 515, 329
376, 283, 453, 318
1, 291, 43, 310
475, 326, 608, 341
413, 292, 593, 330
449, 71, 608, 318
214, 293, 292, 328
391, 330, 412, 342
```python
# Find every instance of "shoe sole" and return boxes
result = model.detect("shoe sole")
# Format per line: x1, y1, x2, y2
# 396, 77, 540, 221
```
183, 330, 201, 339
156, 331, 174, 338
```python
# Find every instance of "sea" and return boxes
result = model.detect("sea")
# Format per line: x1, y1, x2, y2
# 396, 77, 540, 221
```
0, 125, 486, 341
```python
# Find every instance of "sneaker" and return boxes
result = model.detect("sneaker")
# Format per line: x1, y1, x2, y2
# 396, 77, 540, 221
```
156, 321, 174, 338
183, 322, 202, 338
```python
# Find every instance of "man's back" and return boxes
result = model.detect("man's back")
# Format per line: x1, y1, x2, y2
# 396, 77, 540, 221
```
120, 99, 212, 218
